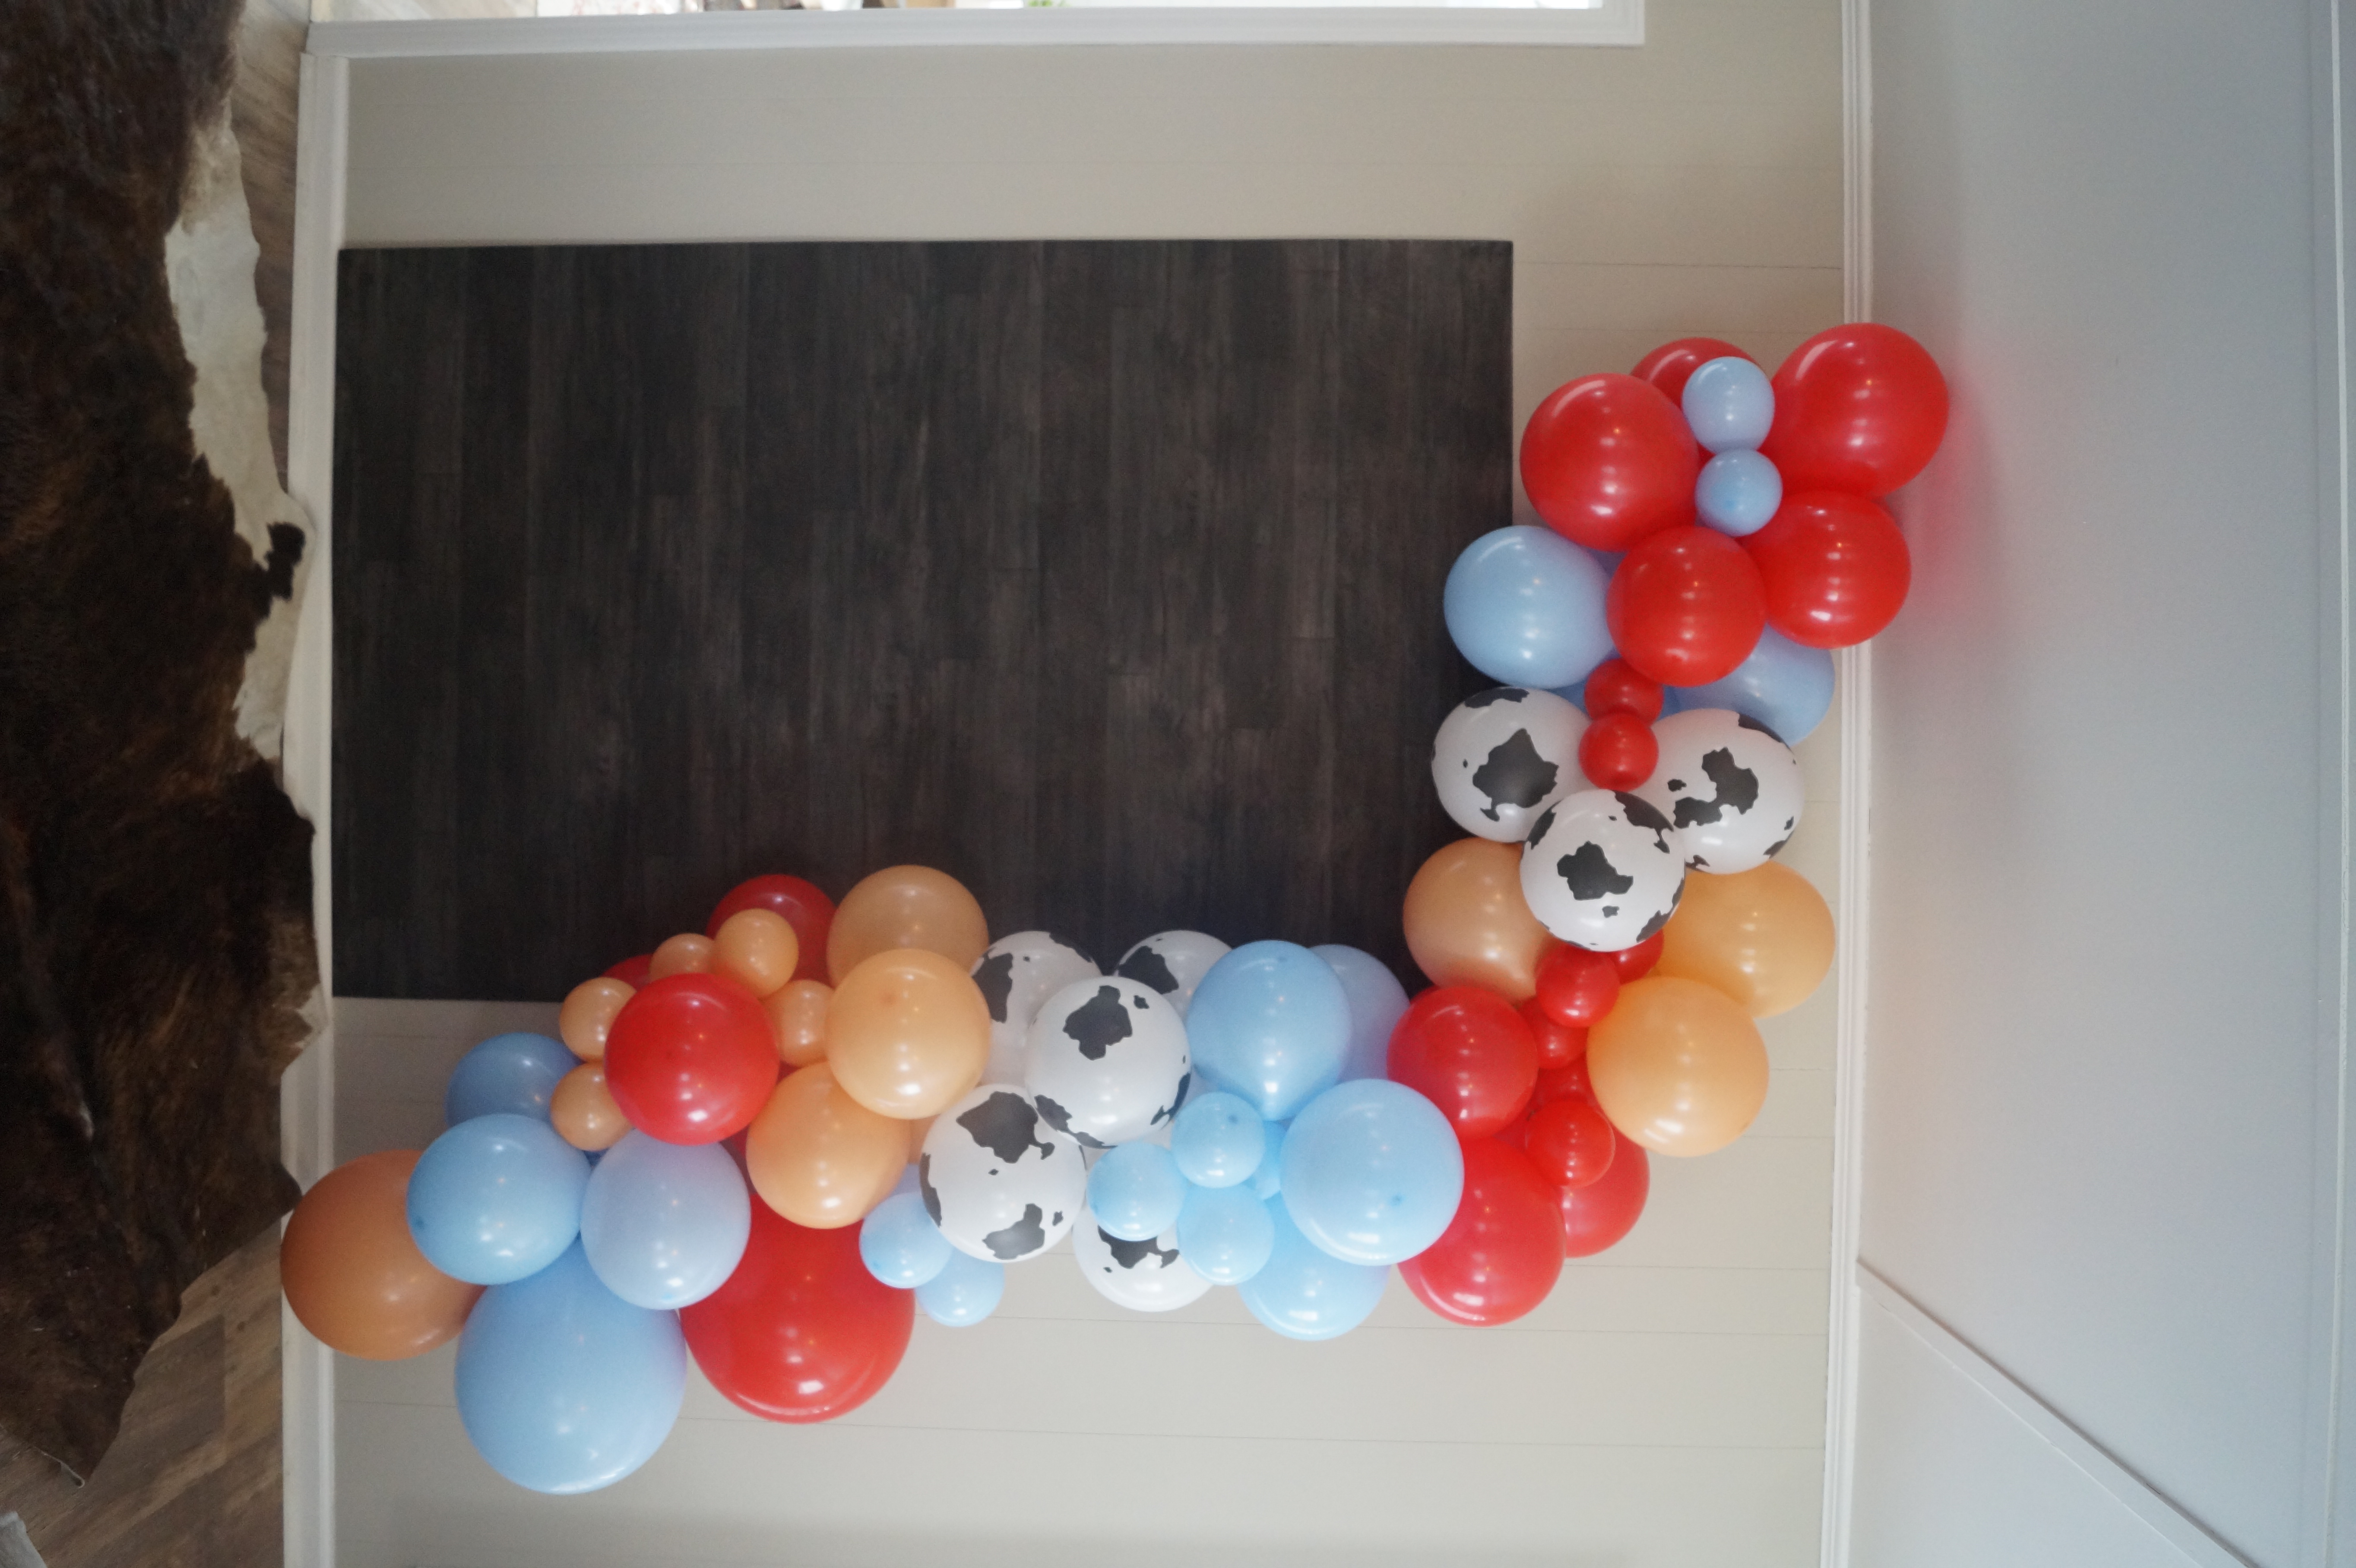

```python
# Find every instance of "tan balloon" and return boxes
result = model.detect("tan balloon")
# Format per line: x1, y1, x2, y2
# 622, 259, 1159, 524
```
551, 1063, 631, 1151
1401, 838, 1552, 1002
281, 1151, 482, 1360
744, 1064, 907, 1229
714, 908, 800, 999
1657, 862, 1835, 1018
827, 865, 989, 983
826, 948, 991, 1119
763, 978, 833, 1067
558, 977, 634, 1062
649, 932, 716, 979
1587, 976, 1769, 1157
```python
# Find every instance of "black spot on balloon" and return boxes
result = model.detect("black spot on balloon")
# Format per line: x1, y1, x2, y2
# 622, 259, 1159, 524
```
1150, 1071, 1191, 1126
1764, 834, 1792, 859
1104, 1230, 1182, 1271
958, 1091, 1053, 1163
1052, 1211, 1064, 1227
1063, 985, 1135, 1059
1666, 778, 1686, 792
918, 1155, 942, 1226
1035, 1091, 1108, 1150
1601, 906, 1618, 918
1672, 748, 1761, 829
1617, 792, 1673, 835
972, 951, 1016, 1023
1132, 996, 1150, 1010
1736, 712, 1786, 744
984, 1204, 1048, 1259
1461, 688, 1528, 709
1527, 806, 1558, 847
1472, 730, 1559, 821
1046, 933, 1098, 968
1557, 842, 1635, 901
1637, 888, 1682, 942
1117, 945, 1181, 996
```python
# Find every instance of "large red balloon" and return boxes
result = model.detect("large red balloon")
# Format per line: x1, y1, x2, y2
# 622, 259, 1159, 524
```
707, 874, 836, 985
681, 1203, 912, 1423
1605, 526, 1767, 686
605, 974, 780, 1144
1559, 1126, 1650, 1257
1398, 1139, 1567, 1325
1744, 490, 1913, 648
1386, 986, 1540, 1140
1631, 337, 1755, 406
1526, 1096, 1618, 1191
1761, 323, 1949, 496
1520, 373, 1700, 553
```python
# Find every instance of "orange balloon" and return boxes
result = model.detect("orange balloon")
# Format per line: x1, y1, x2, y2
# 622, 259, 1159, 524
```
826, 866, 989, 983
745, 1063, 908, 1228
826, 948, 991, 1119
1401, 838, 1552, 1001
558, 977, 634, 1061
1657, 862, 1835, 1018
551, 1062, 631, 1151
281, 1151, 482, 1360
1586, 976, 1769, 1157
650, 932, 716, 979
714, 908, 800, 999
763, 978, 833, 1068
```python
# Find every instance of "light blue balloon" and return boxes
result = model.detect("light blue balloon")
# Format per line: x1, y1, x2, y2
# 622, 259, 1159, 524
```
917, 1249, 1004, 1327
1310, 945, 1409, 1083
1669, 625, 1836, 744
407, 1112, 589, 1285
1682, 355, 1775, 453
1238, 1200, 1390, 1341
445, 1032, 578, 1126
1177, 1184, 1276, 1285
1088, 1142, 1190, 1240
1442, 527, 1613, 691
1280, 1080, 1464, 1266
861, 1192, 953, 1289
1251, 1120, 1289, 1199
1186, 942, 1352, 1122
454, 1241, 685, 1494
578, 1132, 750, 1310
1695, 449, 1783, 537
1170, 1092, 1266, 1189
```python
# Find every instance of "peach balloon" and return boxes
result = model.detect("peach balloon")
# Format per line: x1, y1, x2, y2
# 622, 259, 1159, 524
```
551, 1062, 631, 1151
763, 978, 833, 1068
281, 1151, 482, 1360
1657, 862, 1835, 1018
826, 865, 989, 983
558, 977, 634, 1061
1401, 838, 1552, 1001
1586, 976, 1769, 1157
745, 1064, 907, 1228
714, 908, 800, 999
650, 932, 716, 979
826, 948, 991, 1119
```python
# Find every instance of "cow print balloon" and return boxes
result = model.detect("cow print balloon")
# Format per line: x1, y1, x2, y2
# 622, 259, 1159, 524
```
1518, 787, 1687, 952
1072, 1210, 1213, 1313
1430, 687, 1588, 843
972, 931, 1102, 1087
919, 1085, 1087, 1264
1632, 707, 1805, 874
1023, 977, 1191, 1149
1112, 931, 1231, 1017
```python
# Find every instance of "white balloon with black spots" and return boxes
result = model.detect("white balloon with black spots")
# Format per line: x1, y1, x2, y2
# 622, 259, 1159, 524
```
1023, 977, 1191, 1149
1112, 931, 1231, 1017
1430, 686, 1588, 843
918, 1085, 1087, 1264
971, 931, 1102, 1087
1518, 787, 1687, 952
1632, 707, 1805, 874
1071, 1210, 1214, 1313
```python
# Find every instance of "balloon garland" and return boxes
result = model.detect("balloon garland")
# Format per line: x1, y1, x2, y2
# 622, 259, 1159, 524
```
281, 324, 1948, 1494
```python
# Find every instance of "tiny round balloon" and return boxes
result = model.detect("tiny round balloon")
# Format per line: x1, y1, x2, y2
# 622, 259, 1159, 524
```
558, 979, 634, 1063
604, 973, 781, 1144
1577, 711, 1658, 792
1761, 323, 1948, 496
649, 932, 717, 979
916, 1249, 1006, 1328
1384, 986, 1539, 1141
1177, 1183, 1277, 1285
1606, 526, 1769, 688
1612, 932, 1666, 982
1520, 373, 1701, 553
1695, 449, 1784, 537
1580, 657, 1664, 723
1525, 1096, 1618, 1190
1088, 1141, 1190, 1242
1238, 1200, 1390, 1341
550, 1063, 630, 1152
605, 953, 655, 988
445, 1032, 578, 1127
1517, 998, 1589, 1072
1681, 355, 1776, 454
762, 978, 833, 1068
1560, 1127, 1650, 1257
1280, 1079, 1464, 1267
1535, 943, 1620, 1029
1631, 337, 1755, 405
713, 908, 800, 999
707, 873, 836, 985
406, 1112, 590, 1286
1311, 945, 1412, 1084
1397, 1139, 1567, 1326
1184, 942, 1351, 1123
859, 1191, 954, 1289
282, 1151, 482, 1360
1744, 490, 1913, 649
580, 1132, 752, 1310
1170, 1091, 1267, 1189
1442, 527, 1615, 692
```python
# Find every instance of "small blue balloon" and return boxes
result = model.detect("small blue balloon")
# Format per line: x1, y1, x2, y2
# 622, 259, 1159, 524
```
917, 1249, 1004, 1327
1088, 1142, 1190, 1240
1280, 1080, 1464, 1266
1238, 1200, 1390, 1341
408, 1112, 589, 1285
454, 1241, 686, 1494
579, 1132, 751, 1309
1177, 1184, 1276, 1285
1682, 355, 1775, 453
445, 1031, 578, 1126
1310, 945, 1410, 1083
1251, 1120, 1289, 1200
1186, 942, 1352, 1122
1669, 624, 1836, 744
1694, 449, 1783, 537
1442, 527, 1613, 691
1170, 1092, 1266, 1189
861, 1191, 953, 1288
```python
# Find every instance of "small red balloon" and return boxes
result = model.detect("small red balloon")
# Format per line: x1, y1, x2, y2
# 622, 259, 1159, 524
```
1560, 1126, 1650, 1257
604, 953, 654, 987
1760, 323, 1949, 496
1398, 1139, 1568, 1325
1386, 986, 1540, 1141
604, 974, 780, 1144
1519, 373, 1701, 553
1578, 712, 1658, 792
1534, 1058, 1595, 1107
706, 875, 836, 984
1744, 490, 1913, 648
1517, 998, 1588, 1071
1535, 944, 1620, 1029
681, 1202, 912, 1423
1526, 1096, 1618, 1191
1580, 657, 1663, 723
1631, 338, 1756, 406
1605, 527, 1767, 687
1611, 933, 1665, 982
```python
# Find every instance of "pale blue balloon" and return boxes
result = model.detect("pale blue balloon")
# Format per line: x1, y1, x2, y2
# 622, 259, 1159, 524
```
1280, 1080, 1463, 1266
1186, 942, 1352, 1122
1695, 449, 1783, 537
407, 1112, 589, 1285
1177, 1184, 1276, 1285
860, 1191, 953, 1288
1088, 1142, 1190, 1241
578, 1132, 750, 1310
917, 1250, 1004, 1327
1170, 1092, 1265, 1189
1238, 1201, 1390, 1341
1311, 945, 1410, 1083
454, 1241, 686, 1494
445, 1032, 578, 1126
1682, 355, 1775, 453
1251, 1120, 1289, 1200
1669, 625, 1835, 743
1442, 527, 1614, 691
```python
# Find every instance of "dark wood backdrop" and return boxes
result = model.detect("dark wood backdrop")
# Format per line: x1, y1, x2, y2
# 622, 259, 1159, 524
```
333, 241, 1511, 1000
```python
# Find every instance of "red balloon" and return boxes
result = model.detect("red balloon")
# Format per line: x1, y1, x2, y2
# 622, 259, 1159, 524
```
1744, 490, 1913, 648
1559, 1126, 1650, 1257
1580, 656, 1662, 723
604, 953, 654, 987
1526, 1096, 1618, 1190
604, 974, 780, 1144
1534, 1058, 1594, 1106
1631, 338, 1755, 406
1577, 712, 1657, 792
1535, 943, 1620, 1029
1519, 374, 1700, 553
707, 875, 836, 984
1398, 1139, 1567, 1325
1761, 323, 1949, 496
1517, 998, 1588, 1071
1605, 527, 1767, 686
681, 1202, 912, 1423
1610, 932, 1665, 982
1387, 986, 1540, 1140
